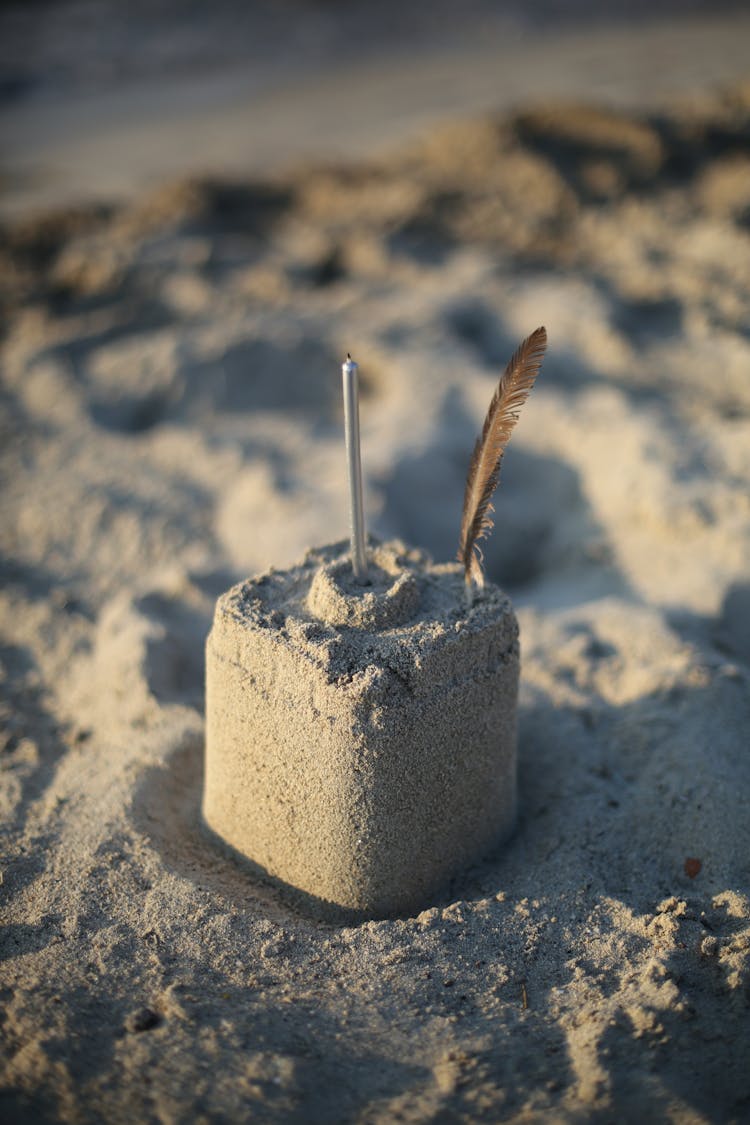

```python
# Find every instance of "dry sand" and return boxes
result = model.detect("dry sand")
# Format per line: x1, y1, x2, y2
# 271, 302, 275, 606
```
3, 5, 750, 218
2, 81, 750, 1122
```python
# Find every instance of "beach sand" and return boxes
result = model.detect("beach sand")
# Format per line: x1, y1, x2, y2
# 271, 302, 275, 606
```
1, 80, 750, 1121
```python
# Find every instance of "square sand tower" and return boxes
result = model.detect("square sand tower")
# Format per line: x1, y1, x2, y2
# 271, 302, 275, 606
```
203, 539, 519, 920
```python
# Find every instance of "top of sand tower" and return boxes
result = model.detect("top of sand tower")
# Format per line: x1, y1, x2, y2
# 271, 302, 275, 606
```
308, 539, 422, 629
213, 538, 518, 693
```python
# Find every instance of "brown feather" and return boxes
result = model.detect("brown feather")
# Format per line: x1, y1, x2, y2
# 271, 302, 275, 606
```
458, 326, 547, 588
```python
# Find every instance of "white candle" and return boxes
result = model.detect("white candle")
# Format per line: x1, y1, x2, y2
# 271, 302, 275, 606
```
342, 353, 368, 584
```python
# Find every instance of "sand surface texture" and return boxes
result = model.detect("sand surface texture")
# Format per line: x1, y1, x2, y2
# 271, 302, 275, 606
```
2, 84, 750, 1121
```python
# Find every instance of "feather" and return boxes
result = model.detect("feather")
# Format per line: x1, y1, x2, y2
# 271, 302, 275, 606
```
458, 326, 547, 589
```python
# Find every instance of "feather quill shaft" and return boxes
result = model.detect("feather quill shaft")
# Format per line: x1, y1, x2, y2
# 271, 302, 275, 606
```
458, 326, 547, 589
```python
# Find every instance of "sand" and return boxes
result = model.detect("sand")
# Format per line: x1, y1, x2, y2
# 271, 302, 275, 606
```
4, 6, 750, 218
1, 80, 750, 1122
204, 539, 518, 920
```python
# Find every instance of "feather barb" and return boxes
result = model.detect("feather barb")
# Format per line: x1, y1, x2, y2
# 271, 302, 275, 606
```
458, 326, 547, 589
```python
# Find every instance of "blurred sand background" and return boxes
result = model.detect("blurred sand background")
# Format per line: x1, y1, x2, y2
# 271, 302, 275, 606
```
3, 0, 750, 216
1, 2, 750, 1122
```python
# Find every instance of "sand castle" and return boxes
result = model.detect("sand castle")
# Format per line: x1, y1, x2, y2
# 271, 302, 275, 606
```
203, 539, 519, 919
204, 330, 546, 919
